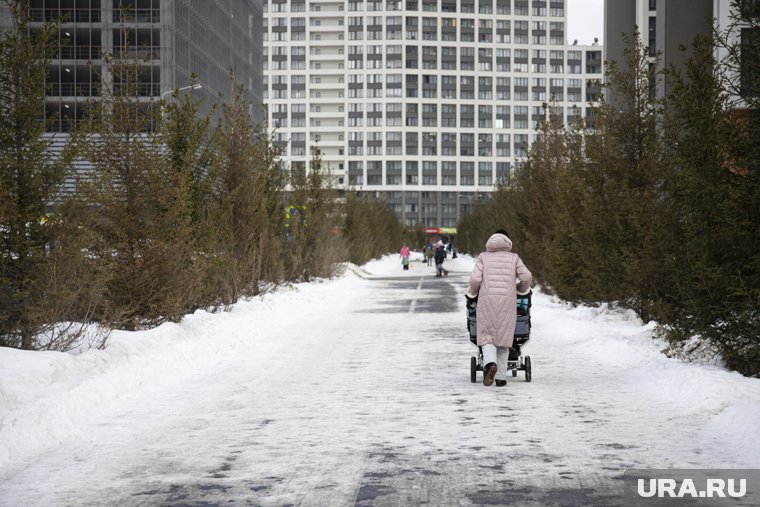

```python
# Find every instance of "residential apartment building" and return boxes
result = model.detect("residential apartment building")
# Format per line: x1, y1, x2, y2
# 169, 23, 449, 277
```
603, 0, 713, 101
605, 0, 759, 170
1, 0, 264, 131
263, 0, 603, 228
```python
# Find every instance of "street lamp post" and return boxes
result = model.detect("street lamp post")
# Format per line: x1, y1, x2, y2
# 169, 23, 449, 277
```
161, 83, 202, 103
160, 83, 202, 120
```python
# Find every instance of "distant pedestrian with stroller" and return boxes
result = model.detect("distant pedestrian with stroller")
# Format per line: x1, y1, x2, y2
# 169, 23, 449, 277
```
466, 229, 532, 387
434, 240, 448, 277
400, 243, 411, 270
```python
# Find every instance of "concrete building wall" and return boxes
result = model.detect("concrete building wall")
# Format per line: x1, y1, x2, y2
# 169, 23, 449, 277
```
605, 0, 713, 102
603, 0, 636, 107
657, 0, 712, 98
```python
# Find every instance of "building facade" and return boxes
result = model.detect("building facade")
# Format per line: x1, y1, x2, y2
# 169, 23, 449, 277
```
1, 0, 264, 130
603, 0, 713, 102
263, 0, 603, 228
605, 0, 759, 172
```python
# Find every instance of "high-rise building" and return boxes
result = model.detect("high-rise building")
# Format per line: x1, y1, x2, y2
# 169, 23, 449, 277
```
604, 0, 713, 102
263, 0, 603, 229
605, 0, 759, 167
1, 0, 264, 130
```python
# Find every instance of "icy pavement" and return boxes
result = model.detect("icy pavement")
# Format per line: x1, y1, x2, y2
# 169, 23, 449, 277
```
1, 254, 759, 506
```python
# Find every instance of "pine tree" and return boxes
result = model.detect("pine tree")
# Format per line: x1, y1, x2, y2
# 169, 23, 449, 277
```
578, 32, 668, 319
286, 149, 343, 281
0, 0, 107, 350
72, 29, 199, 328
158, 81, 214, 310
663, 33, 760, 375
513, 103, 567, 287
205, 76, 285, 305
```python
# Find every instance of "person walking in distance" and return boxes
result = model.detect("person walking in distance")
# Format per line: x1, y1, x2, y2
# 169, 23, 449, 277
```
466, 229, 532, 387
400, 243, 411, 271
434, 240, 448, 277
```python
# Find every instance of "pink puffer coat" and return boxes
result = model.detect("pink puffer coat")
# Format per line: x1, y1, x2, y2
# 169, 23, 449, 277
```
468, 233, 532, 348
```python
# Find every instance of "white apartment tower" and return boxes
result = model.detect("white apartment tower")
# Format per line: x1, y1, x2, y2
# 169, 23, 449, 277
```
263, 0, 603, 228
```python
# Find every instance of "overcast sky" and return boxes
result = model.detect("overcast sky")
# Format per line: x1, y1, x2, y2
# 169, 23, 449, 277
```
566, 0, 604, 45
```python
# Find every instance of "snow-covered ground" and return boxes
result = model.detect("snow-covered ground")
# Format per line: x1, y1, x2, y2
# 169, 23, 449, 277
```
1, 253, 759, 506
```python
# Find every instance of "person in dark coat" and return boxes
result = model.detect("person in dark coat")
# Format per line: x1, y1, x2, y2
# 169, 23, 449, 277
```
434, 240, 448, 277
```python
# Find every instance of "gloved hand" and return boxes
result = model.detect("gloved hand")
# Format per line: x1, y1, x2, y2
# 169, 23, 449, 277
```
465, 293, 478, 306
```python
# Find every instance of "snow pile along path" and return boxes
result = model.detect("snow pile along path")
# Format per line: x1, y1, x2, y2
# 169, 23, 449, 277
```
0, 273, 366, 469
0, 252, 759, 506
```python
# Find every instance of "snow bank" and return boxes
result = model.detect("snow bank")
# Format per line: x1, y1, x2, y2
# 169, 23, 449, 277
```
0, 274, 362, 470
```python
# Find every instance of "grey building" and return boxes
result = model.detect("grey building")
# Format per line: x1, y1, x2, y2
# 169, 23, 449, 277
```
605, 0, 760, 173
3, 0, 264, 129
603, 0, 636, 76
656, 0, 712, 99
604, 0, 713, 102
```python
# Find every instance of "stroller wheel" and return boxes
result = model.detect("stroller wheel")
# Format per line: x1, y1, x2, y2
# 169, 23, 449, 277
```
525, 356, 532, 382
512, 369, 517, 377
470, 356, 477, 383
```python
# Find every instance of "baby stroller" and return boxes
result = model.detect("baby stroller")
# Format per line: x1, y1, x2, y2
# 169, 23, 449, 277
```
467, 291, 532, 383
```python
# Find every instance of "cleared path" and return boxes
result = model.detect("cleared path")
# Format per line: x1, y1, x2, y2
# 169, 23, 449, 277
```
0, 257, 757, 506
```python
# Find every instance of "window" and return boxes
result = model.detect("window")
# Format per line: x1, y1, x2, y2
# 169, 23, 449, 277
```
646, 16, 657, 56
741, 0, 760, 16
478, 105, 492, 128
496, 134, 510, 156
460, 133, 474, 156
741, 28, 760, 97
514, 134, 529, 157
478, 134, 492, 156
478, 162, 493, 185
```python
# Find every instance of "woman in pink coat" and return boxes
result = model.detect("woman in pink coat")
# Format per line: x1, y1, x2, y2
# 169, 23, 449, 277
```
399, 243, 411, 270
467, 229, 532, 387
